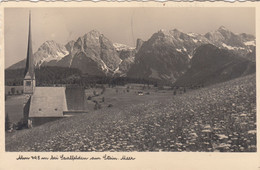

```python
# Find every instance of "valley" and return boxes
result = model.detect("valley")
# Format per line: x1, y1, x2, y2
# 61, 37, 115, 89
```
5, 74, 256, 152
5, 25, 256, 152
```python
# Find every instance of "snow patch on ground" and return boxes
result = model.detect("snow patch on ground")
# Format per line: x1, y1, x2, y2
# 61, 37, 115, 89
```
176, 49, 182, 53
244, 41, 255, 46
113, 43, 135, 51
100, 60, 109, 72
192, 39, 198, 43
187, 33, 197, 37
222, 43, 245, 50
38, 50, 69, 66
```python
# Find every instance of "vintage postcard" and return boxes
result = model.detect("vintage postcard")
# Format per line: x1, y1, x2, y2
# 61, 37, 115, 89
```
0, 1, 259, 170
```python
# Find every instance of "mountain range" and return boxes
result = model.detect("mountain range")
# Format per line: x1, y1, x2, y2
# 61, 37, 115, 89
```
7, 26, 256, 85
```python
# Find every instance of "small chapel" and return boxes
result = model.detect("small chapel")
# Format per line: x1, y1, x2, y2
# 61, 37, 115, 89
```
23, 12, 85, 128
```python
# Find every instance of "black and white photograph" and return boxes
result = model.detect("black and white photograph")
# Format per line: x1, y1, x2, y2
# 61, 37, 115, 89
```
4, 6, 256, 154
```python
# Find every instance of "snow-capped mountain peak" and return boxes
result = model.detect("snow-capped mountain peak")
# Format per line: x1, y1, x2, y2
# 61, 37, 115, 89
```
34, 40, 69, 66
113, 43, 135, 51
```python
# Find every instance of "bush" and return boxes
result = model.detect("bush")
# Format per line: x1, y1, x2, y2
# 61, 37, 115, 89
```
173, 90, 177, 95
93, 90, 97, 96
87, 96, 92, 100
16, 118, 28, 130
102, 97, 105, 102
11, 88, 15, 95
101, 86, 106, 94
5, 113, 11, 131
94, 102, 101, 110
108, 104, 113, 108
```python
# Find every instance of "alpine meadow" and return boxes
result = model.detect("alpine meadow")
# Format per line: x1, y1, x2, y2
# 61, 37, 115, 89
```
5, 7, 256, 152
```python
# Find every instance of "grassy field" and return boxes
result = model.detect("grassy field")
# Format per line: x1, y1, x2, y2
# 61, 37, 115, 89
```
5, 86, 24, 125
83, 84, 173, 112
5, 95, 24, 124
5, 86, 23, 95
5, 74, 256, 152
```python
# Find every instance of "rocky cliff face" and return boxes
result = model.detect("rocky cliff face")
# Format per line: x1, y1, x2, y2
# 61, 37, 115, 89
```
59, 30, 122, 75
174, 44, 255, 86
127, 26, 255, 82
7, 26, 255, 82
127, 29, 190, 82
136, 38, 144, 52
34, 40, 69, 67
113, 43, 137, 76
204, 26, 254, 59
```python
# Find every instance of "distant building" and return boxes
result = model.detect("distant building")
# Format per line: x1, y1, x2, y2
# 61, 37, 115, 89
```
23, 12, 86, 128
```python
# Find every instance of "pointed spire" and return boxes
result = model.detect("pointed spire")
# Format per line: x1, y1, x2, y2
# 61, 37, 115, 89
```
24, 11, 35, 79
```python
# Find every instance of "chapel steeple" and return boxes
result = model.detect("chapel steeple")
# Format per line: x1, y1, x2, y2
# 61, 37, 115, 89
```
23, 11, 35, 94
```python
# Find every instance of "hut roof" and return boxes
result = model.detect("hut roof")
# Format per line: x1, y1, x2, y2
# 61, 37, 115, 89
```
29, 87, 68, 117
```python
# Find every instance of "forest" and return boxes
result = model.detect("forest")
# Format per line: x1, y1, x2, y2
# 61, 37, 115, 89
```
5, 66, 159, 87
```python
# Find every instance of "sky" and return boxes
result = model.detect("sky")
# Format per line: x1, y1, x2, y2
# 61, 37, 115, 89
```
4, 7, 255, 68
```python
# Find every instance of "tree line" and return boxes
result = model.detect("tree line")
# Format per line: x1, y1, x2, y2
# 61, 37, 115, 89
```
5, 66, 161, 87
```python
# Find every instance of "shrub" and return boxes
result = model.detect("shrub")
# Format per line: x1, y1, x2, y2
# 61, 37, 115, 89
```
5, 113, 12, 131
173, 90, 177, 95
93, 90, 97, 96
87, 96, 92, 100
11, 88, 15, 95
94, 102, 101, 110
102, 97, 105, 102
101, 86, 106, 94
16, 118, 28, 130
108, 104, 113, 108
98, 103, 101, 109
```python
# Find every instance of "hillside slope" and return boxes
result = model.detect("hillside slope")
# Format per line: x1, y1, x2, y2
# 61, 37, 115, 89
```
6, 74, 256, 152
174, 44, 255, 87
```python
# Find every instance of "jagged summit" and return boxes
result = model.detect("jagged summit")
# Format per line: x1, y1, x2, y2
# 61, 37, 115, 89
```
42, 40, 56, 45
34, 40, 69, 67
218, 25, 228, 31
89, 29, 102, 35
83, 29, 103, 38
38, 40, 66, 51
7, 26, 255, 80
156, 29, 170, 36
136, 38, 144, 52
